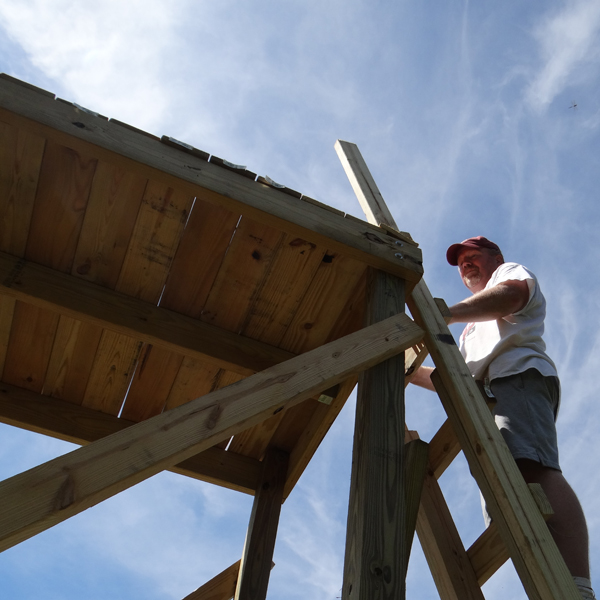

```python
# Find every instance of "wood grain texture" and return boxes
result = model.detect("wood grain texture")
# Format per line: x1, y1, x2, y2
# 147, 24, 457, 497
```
416, 471, 485, 600
0, 295, 15, 375
467, 483, 555, 586
0, 381, 261, 494
402, 439, 429, 573
420, 310, 579, 600
0, 77, 424, 285
159, 197, 241, 318
72, 160, 147, 288
183, 561, 240, 600
342, 270, 407, 600
2, 302, 59, 392
0, 252, 295, 376
43, 316, 103, 403
0, 311, 422, 552
234, 448, 288, 600
0, 120, 45, 256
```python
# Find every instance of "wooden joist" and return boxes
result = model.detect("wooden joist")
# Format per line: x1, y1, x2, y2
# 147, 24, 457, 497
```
0, 311, 423, 552
0, 252, 294, 376
0, 75, 423, 287
0, 381, 262, 494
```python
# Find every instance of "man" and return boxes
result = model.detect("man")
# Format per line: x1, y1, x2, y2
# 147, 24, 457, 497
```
411, 236, 594, 600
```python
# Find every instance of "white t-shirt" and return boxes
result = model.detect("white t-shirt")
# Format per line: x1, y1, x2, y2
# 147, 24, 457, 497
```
458, 262, 557, 381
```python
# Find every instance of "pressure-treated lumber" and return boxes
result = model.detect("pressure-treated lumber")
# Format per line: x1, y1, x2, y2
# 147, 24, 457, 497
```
0, 311, 422, 552
342, 269, 408, 600
467, 483, 555, 586
234, 448, 288, 600
336, 139, 579, 600
402, 438, 429, 573
426, 349, 579, 599
417, 470, 485, 600
182, 561, 241, 600
334, 140, 397, 229
0, 251, 294, 376
0, 381, 262, 494
0, 75, 423, 287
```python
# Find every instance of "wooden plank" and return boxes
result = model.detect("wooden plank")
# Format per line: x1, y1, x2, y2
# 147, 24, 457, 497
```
428, 419, 461, 478
421, 318, 579, 600
403, 439, 429, 573
81, 330, 142, 415
3, 138, 96, 393
468, 483, 555, 586
2, 302, 59, 392
0, 380, 261, 494
25, 139, 98, 271
165, 358, 222, 411
72, 160, 147, 288
201, 218, 284, 334
283, 376, 357, 497
182, 561, 240, 600
0, 252, 295, 376
0, 77, 424, 286
342, 270, 407, 600
0, 295, 15, 374
120, 344, 184, 421
234, 448, 288, 600
240, 234, 326, 345
416, 470, 485, 600
0, 121, 45, 256
43, 162, 148, 406
43, 316, 102, 403
0, 311, 423, 552
88, 180, 194, 414
335, 140, 397, 229
159, 198, 241, 318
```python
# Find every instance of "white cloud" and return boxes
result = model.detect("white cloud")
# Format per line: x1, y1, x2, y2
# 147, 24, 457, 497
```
526, 0, 600, 109
0, 0, 180, 130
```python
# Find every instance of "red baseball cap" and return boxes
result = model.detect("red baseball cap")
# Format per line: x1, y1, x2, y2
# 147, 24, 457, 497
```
446, 236, 501, 266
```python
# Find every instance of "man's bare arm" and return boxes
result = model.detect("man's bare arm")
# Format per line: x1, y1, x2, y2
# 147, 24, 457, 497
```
448, 279, 529, 324
410, 365, 436, 391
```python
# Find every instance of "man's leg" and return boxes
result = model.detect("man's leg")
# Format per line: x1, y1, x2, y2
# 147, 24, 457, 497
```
517, 458, 590, 579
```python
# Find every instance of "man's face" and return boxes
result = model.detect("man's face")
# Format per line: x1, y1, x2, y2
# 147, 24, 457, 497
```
457, 248, 503, 293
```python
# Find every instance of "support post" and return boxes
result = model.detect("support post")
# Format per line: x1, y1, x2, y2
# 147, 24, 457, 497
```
342, 269, 407, 599
235, 447, 288, 600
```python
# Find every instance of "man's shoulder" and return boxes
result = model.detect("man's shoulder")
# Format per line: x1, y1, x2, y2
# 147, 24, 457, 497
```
492, 262, 536, 283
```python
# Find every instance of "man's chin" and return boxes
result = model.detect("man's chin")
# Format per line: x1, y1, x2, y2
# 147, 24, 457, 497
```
464, 275, 481, 289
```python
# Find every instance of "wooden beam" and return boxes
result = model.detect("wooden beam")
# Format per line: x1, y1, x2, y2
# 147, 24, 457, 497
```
421, 329, 579, 600
0, 311, 423, 552
334, 140, 397, 229
416, 470, 485, 600
182, 561, 240, 600
467, 483, 555, 586
402, 438, 429, 573
342, 270, 408, 600
0, 381, 261, 494
234, 448, 288, 600
0, 251, 294, 376
0, 75, 423, 286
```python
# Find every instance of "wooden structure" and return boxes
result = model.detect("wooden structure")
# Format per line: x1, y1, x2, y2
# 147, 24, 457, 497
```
0, 74, 582, 599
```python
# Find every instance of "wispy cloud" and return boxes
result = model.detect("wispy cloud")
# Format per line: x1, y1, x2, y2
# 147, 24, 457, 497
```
526, 0, 600, 110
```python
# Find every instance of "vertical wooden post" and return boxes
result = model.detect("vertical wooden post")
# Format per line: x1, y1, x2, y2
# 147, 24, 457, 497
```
342, 269, 407, 599
234, 447, 288, 600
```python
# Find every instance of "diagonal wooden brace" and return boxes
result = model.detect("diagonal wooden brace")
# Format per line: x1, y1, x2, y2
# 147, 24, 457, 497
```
0, 312, 423, 553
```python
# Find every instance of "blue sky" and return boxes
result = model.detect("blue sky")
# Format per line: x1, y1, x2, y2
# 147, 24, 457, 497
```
0, 1, 599, 598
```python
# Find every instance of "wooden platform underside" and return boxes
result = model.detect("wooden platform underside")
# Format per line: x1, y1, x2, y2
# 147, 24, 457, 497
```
0, 74, 424, 498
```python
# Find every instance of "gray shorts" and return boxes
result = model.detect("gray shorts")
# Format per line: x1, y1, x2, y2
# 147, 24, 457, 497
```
489, 368, 561, 471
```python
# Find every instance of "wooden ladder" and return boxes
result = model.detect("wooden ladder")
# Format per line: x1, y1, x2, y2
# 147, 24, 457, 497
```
335, 140, 581, 600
